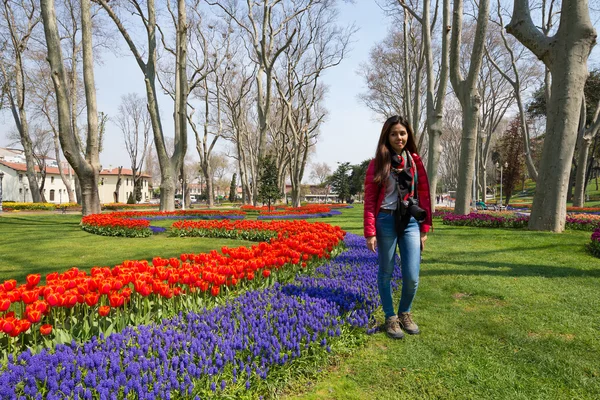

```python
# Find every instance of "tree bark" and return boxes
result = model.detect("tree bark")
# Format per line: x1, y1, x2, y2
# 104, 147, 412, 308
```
507, 0, 597, 231
1, 1, 42, 202
40, 0, 101, 215
449, 0, 490, 214
423, 0, 450, 211
573, 98, 600, 206
97, 0, 186, 211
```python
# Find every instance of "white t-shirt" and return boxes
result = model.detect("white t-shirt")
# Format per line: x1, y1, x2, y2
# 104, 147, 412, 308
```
380, 172, 398, 210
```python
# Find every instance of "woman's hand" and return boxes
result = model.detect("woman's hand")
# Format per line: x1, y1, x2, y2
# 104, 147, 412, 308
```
366, 236, 377, 253
420, 232, 428, 251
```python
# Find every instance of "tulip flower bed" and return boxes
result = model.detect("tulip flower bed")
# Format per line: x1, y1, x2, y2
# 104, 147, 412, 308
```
442, 212, 600, 231
589, 227, 600, 258
81, 210, 247, 237
81, 213, 152, 237
1, 220, 344, 354
252, 205, 340, 220
0, 233, 396, 399
442, 212, 529, 229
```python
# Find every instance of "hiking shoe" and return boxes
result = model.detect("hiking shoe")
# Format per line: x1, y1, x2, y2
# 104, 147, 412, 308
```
385, 316, 405, 339
398, 312, 420, 335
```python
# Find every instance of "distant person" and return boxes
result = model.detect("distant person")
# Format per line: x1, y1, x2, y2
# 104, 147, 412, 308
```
363, 115, 433, 339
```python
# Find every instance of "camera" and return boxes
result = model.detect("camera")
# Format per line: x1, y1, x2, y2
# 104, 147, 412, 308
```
399, 197, 427, 223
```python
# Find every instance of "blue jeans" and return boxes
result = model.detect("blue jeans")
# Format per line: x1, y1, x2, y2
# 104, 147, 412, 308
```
376, 211, 421, 318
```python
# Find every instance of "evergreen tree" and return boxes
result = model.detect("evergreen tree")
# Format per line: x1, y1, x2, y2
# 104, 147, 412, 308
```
229, 173, 237, 202
349, 159, 371, 201
257, 156, 283, 211
495, 117, 525, 205
330, 162, 352, 202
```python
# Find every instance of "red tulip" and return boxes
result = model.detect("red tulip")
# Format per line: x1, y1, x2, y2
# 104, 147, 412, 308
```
0, 297, 10, 312
40, 324, 52, 335
108, 293, 124, 308
100, 282, 112, 295
2, 319, 15, 334
262, 269, 271, 278
2, 279, 17, 291
21, 290, 38, 304
65, 294, 78, 308
210, 285, 220, 297
98, 305, 110, 317
26, 309, 41, 323
85, 292, 100, 307
46, 293, 60, 307
25, 274, 41, 288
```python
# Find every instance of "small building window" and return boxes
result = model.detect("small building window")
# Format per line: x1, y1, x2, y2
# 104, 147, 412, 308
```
50, 189, 55, 201
51, 176, 55, 184
126, 178, 129, 186
19, 188, 22, 194
19, 174, 23, 183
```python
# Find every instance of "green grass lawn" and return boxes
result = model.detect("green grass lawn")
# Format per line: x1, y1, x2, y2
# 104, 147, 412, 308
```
0, 214, 253, 283
1, 207, 599, 399
283, 207, 600, 400
496, 179, 600, 206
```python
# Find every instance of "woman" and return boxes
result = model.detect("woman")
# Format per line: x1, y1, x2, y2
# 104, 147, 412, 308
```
364, 115, 432, 339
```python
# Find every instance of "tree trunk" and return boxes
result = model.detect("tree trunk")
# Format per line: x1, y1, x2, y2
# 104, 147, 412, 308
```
573, 101, 600, 206
40, 0, 100, 215
424, 0, 450, 211
455, 99, 480, 213
52, 132, 75, 203
529, 57, 591, 230
114, 166, 123, 203
449, 0, 490, 215
98, 0, 185, 212
507, 0, 597, 231
573, 137, 592, 206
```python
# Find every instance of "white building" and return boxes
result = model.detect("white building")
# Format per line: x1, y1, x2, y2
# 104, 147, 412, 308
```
98, 167, 152, 204
0, 160, 75, 204
0, 151, 152, 204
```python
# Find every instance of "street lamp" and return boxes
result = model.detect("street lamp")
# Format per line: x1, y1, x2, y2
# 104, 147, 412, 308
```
496, 161, 509, 208
0, 171, 4, 213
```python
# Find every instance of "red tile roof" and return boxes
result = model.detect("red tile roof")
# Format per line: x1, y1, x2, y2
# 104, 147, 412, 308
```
0, 160, 73, 175
100, 167, 151, 178
0, 161, 151, 178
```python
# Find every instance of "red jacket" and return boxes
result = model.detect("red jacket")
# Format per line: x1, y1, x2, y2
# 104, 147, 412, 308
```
363, 154, 432, 237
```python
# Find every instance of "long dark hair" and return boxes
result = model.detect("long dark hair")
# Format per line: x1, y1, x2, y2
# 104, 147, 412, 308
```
373, 115, 418, 184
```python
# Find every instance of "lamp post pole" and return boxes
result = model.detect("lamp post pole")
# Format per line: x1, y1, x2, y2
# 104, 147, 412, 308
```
500, 165, 502, 210
0, 171, 4, 213
496, 161, 508, 209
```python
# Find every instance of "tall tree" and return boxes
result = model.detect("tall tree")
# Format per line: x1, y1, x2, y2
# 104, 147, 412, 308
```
219, 60, 257, 205
207, 0, 319, 190
395, 0, 451, 210
449, 0, 490, 214
97, 0, 187, 211
329, 161, 351, 202
496, 117, 525, 205
486, 0, 542, 183
0, 0, 43, 202
506, 0, 597, 231
257, 154, 282, 211
274, 3, 353, 207
573, 90, 600, 207
40, 0, 102, 215
115, 93, 150, 204
309, 162, 331, 186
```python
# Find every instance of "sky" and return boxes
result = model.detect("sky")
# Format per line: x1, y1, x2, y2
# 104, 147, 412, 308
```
0, 1, 390, 183
4, 2, 599, 183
